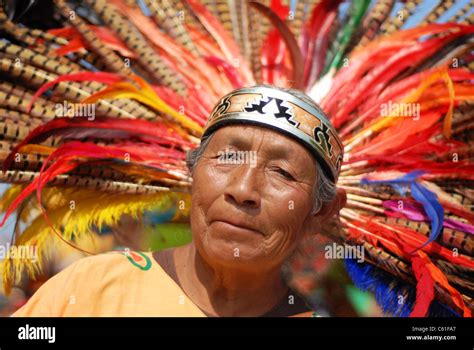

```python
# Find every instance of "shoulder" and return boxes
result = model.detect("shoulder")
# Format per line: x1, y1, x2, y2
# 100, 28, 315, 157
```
70, 250, 155, 274
42, 250, 154, 285
12, 250, 156, 316
47, 250, 156, 292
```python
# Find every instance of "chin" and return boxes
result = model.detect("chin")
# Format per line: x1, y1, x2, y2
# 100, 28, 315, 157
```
198, 234, 271, 269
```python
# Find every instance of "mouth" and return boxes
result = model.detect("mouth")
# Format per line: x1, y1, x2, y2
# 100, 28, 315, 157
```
211, 220, 263, 236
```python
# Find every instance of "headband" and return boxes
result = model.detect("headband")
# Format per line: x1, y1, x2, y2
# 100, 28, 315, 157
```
202, 86, 344, 182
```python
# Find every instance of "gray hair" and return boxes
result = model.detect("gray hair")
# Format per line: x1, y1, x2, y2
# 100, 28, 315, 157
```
186, 133, 336, 215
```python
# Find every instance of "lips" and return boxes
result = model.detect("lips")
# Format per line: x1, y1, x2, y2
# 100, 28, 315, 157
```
211, 219, 263, 235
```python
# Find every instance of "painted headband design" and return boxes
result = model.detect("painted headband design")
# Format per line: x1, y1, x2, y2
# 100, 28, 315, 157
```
202, 86, 344, 182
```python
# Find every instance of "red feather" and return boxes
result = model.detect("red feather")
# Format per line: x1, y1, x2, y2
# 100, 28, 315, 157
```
409, 254, 435, 317
26, 72, 124, 113
2, 117, 193, 173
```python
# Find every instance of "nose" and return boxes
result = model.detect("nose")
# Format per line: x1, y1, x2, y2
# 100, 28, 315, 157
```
224, 164, 261, 210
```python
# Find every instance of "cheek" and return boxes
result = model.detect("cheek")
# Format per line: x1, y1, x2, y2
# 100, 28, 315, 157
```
190, 163, 230, 253
190, 165, 218, 232
191, 161, 225, 206
263, 189, 313, 257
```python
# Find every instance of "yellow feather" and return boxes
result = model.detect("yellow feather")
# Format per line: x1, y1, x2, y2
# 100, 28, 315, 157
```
18, 144, 56, 156
1, 187, 190, 294
82, 79, 204, 135
0, 185, 24, 212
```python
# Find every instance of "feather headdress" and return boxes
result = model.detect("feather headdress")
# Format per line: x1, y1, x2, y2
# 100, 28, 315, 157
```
0, 0, 473, 316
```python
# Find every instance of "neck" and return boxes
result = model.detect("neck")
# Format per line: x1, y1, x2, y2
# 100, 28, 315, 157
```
175, 243, 288, 317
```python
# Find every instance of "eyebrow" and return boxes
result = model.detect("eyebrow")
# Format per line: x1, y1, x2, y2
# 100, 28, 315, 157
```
225, 135, 292, 160
227, 137, 251, 149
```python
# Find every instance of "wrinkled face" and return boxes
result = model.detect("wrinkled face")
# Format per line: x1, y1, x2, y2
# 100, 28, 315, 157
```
190, 125, 320, 272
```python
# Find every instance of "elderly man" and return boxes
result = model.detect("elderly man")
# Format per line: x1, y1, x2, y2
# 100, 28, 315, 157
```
13, 85, 346, 317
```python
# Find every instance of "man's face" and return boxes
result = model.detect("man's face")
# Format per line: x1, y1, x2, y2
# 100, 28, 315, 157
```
190, 125, 320, 272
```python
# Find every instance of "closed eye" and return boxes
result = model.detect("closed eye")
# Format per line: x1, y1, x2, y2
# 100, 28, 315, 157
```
214, 149, 238, 160
274, 167, 296, 181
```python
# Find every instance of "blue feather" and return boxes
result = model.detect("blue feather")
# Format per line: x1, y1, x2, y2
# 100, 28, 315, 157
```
344, 259, 459, 317
361, 170, 444, 250
410, 182, 444, 250
345, 259, 412, 316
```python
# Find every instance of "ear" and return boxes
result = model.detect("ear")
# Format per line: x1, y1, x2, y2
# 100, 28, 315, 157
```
303, 187, 347, 235
317, 187, 347, 219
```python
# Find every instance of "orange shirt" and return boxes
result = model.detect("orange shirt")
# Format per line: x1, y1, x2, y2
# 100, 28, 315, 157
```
13, 251, 206, 317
